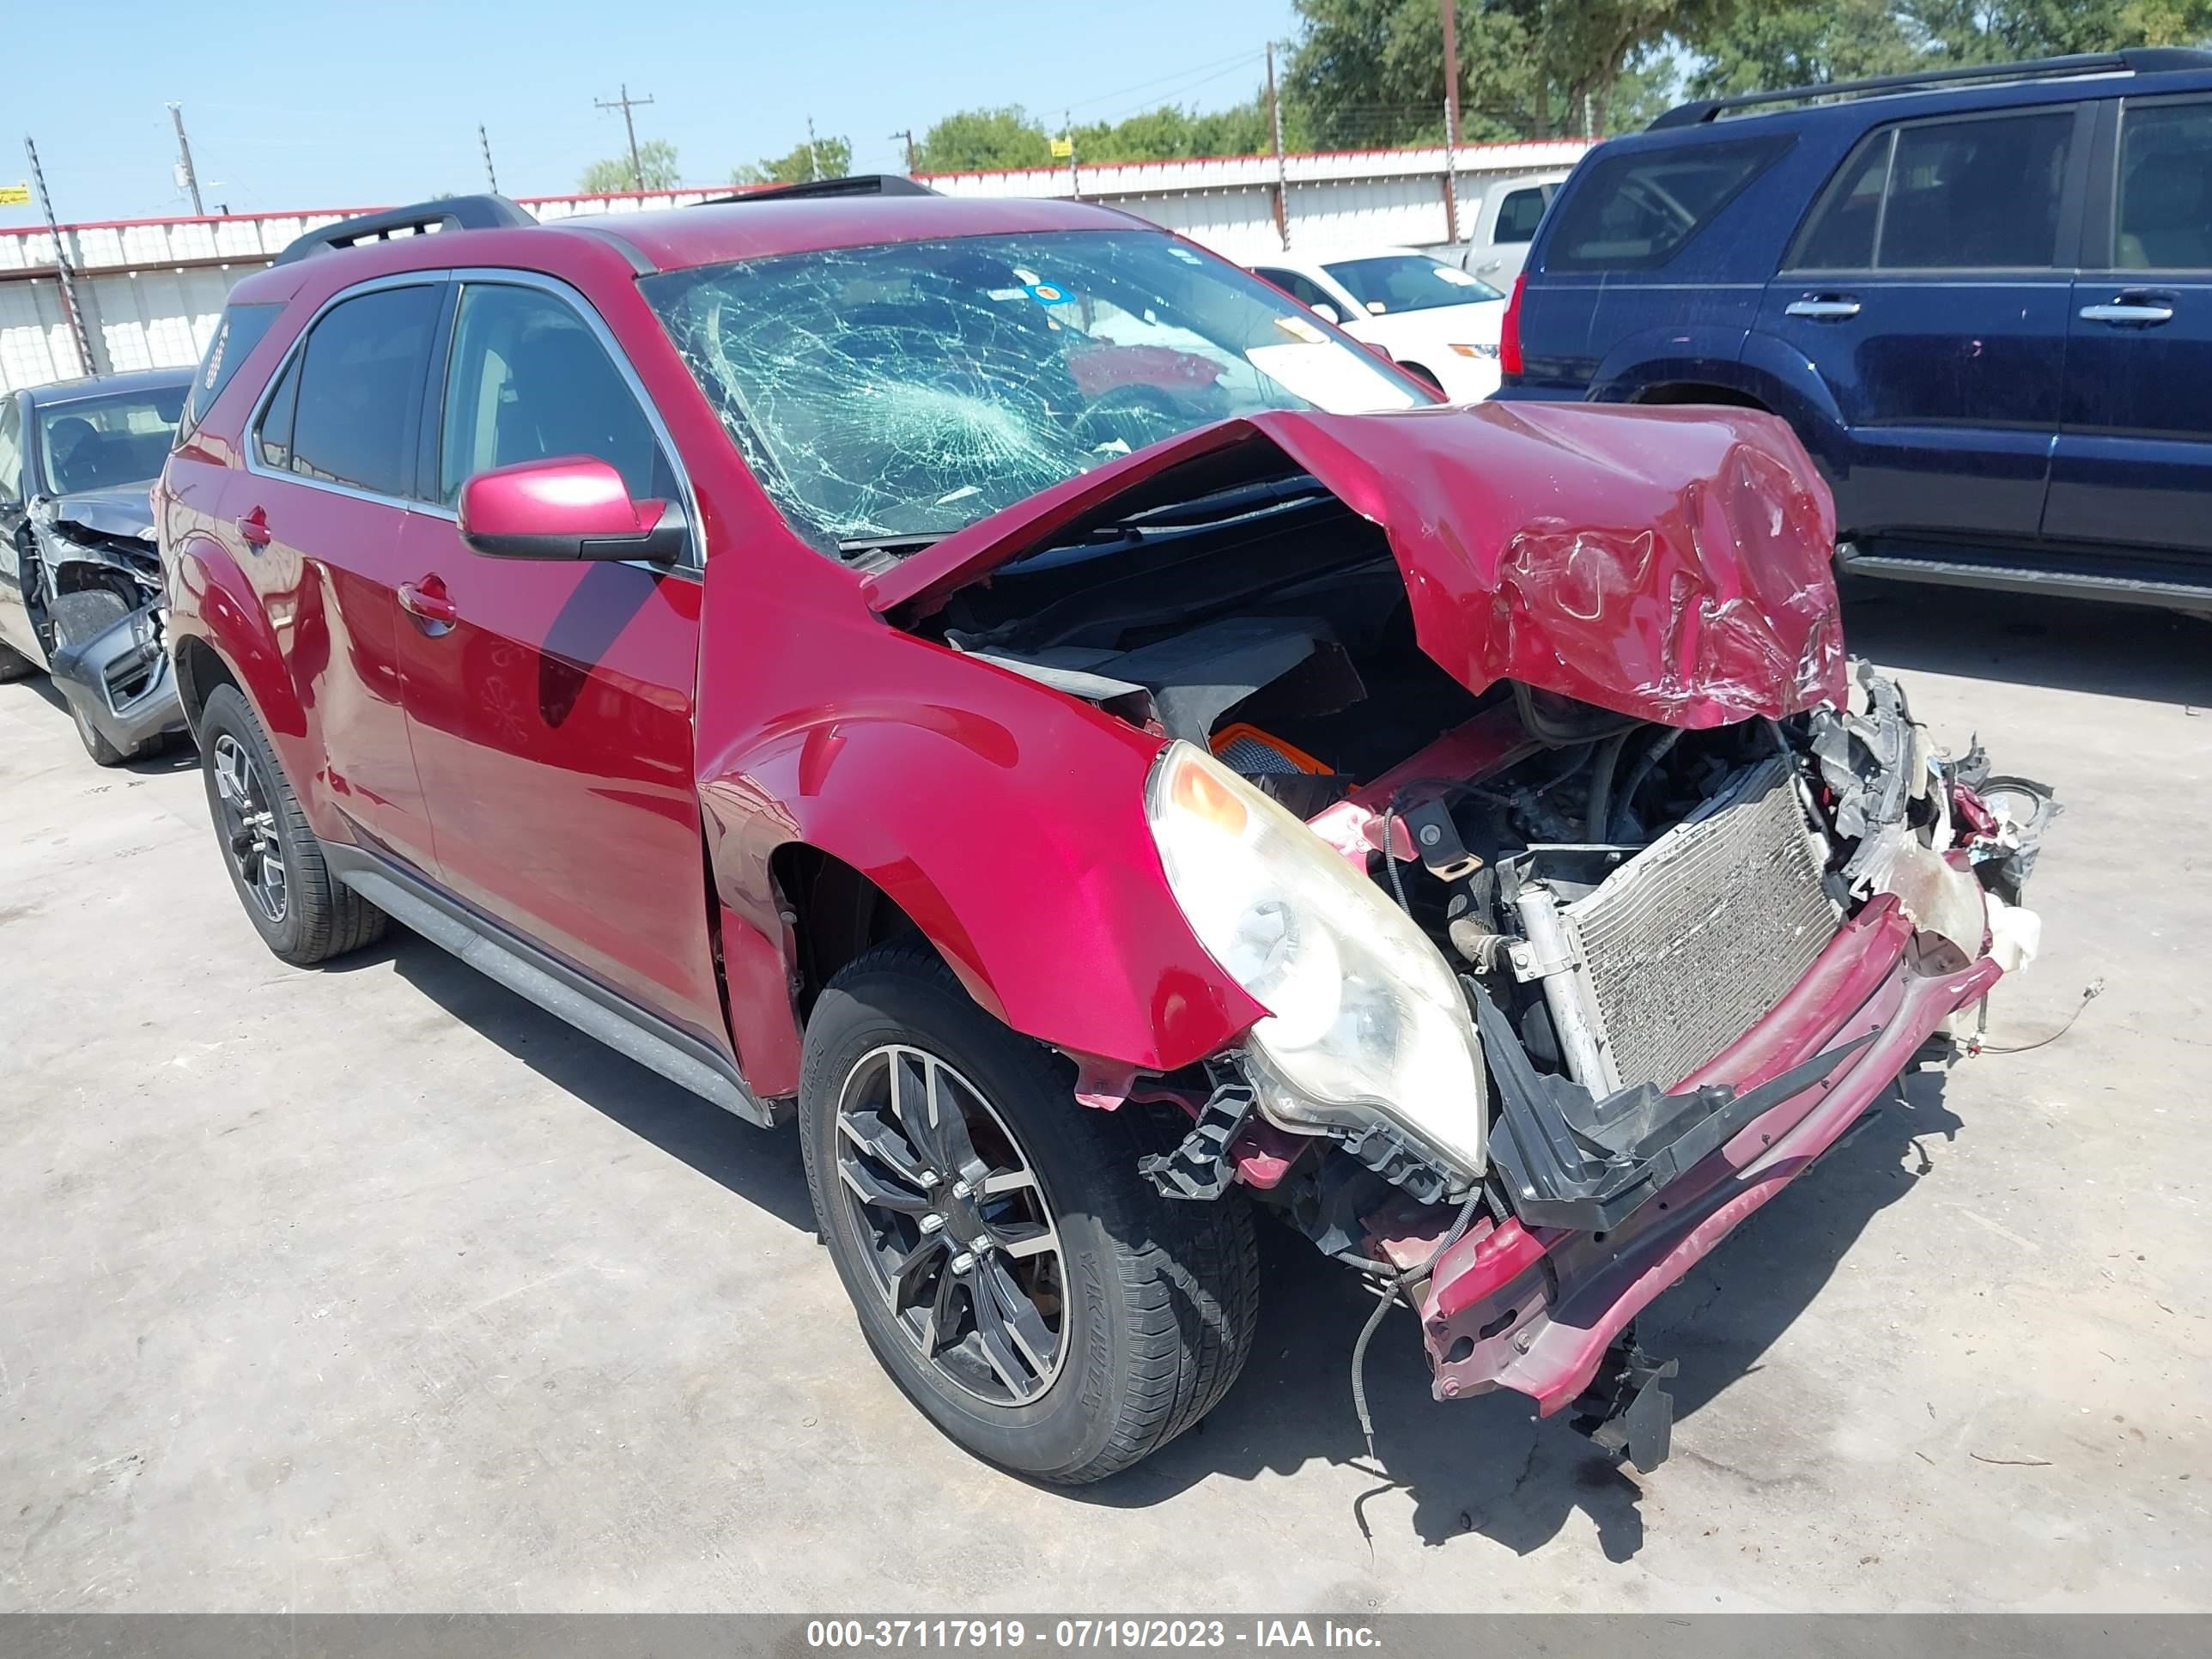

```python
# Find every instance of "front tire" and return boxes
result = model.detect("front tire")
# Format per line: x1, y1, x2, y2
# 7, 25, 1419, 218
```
196, 684, 386, 965
799, 944, 1258, 1484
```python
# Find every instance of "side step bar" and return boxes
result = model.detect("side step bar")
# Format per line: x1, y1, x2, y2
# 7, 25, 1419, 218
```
322, 841, 784, 1129
1838, 541, 2212, 611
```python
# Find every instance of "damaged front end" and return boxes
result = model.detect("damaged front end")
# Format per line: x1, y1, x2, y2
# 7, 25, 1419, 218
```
876, 402, 2053, 1473
27, 491, 186, 757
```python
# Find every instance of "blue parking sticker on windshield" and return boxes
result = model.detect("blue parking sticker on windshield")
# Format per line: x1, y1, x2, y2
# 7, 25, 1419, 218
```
1025, 281, 1075, 307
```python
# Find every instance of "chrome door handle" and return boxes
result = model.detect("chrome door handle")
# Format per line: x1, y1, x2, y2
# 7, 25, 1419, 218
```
2080, 301, 2175, 325
1785, 298, 1862, 320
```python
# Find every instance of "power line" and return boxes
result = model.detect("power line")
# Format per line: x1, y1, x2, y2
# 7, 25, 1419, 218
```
593, 84, 654, 191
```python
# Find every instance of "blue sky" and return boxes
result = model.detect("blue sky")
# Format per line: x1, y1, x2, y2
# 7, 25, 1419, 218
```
9, 0, 1302, 224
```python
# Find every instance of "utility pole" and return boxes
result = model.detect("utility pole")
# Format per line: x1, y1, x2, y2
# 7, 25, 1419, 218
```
1439, 0, 1462, 245
805, 116, 821, 181
890, 128, 916, 175
478, 124, 500, 193
1266, 41, 1289, 251
593, 84, 654, 191
167, 102, 204, 216
1064, 109, 1079, 201
24, 137, 94, 378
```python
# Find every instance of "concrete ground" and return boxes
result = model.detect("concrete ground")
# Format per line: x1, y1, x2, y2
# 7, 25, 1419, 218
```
1, 586, 2207, 1613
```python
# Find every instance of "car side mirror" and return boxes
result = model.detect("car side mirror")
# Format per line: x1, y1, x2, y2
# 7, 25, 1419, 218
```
1310, 301, 1341, 325
458, 455, 688, 563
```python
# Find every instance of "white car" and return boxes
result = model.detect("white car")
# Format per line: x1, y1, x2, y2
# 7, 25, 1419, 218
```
1248, 248, 1506, 404
1454, 172, 1569, 287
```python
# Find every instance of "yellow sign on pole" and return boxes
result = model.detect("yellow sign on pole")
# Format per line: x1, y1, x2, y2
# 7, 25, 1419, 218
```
0, 182, 33, 208
1048, 137, 1073, 160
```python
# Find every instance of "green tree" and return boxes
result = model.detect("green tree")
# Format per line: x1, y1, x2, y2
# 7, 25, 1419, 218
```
915, 106, 1054, 172
1286, 0, 1736, 143
1071, 98, 1274, 163
579, 137, 680, 193
1908, 0, 2212, 60
1690, 0, 1923, 96
732, 133, 854, 185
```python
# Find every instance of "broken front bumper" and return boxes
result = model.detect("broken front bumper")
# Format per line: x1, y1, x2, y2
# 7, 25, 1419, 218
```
46, 598, 188, 756
1417, 894, 2000, 1419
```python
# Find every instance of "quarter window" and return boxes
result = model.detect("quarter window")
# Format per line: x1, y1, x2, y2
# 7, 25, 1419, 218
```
281, 284, 442, 498
1545, 136, 1790, 271
2116, 100, 2212, 270
437, 283, 672, 507
181, 301, 283, 439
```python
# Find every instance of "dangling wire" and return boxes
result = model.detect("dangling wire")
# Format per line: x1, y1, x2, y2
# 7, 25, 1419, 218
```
1350, 1189, 1484, 1467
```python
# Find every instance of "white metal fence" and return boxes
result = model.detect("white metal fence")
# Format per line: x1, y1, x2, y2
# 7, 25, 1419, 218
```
0, 142, 1589, 393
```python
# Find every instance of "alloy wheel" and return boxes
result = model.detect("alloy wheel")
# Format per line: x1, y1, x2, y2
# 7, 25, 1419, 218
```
210, 732, 288, 924
833, 1043, 1066, 1405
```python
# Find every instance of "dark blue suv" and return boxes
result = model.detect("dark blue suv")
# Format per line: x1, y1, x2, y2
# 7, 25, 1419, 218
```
1496, 48, 2212, 609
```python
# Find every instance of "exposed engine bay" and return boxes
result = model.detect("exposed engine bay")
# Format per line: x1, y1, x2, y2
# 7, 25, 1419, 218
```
901, 444, 2055, 1468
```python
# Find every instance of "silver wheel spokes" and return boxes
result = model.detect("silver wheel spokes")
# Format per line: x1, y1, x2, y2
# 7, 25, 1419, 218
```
212, 733, 287, 924
835, 1044, 1065, 1405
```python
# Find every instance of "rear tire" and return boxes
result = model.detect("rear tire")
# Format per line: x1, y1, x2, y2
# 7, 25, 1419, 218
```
799, 943, 1258, 1484
196, 683, 387, 965
48, 589, 144, 766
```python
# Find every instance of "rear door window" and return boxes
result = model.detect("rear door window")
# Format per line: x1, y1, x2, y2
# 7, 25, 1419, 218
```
282, 284, 442, 499
1877, 111, 2075, 270
1494, 186, 1549, 245
1545, 136, 1790, 270
2114, 98, 2212, 270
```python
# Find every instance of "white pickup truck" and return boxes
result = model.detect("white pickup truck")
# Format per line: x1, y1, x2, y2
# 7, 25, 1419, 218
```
1452, 172, 1568, 285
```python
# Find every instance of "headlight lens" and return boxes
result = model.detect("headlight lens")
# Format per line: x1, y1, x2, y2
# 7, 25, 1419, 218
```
1145, 741, 1487, 1176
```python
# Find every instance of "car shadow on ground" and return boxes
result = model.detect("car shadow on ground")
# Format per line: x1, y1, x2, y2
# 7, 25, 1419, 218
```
337, 853, 1966, 1555
373, 928, 818, 1234
1840, 580, 2209, 707
1074, 1067, 1962, 1558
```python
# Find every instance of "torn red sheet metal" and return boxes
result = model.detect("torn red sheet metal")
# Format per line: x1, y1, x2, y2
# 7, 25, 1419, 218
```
866, 401, 1846, 729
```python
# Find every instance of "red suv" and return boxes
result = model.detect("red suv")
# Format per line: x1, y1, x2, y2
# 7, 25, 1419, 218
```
157, 182, 2051, 1485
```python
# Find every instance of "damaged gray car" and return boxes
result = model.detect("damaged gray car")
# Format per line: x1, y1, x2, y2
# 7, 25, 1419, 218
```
0, 368, 194, 765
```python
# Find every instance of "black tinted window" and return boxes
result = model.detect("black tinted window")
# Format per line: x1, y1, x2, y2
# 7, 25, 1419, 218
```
1878, 112, 2073, 270
181, 302, 283, 438
256, 355, 301, 472
437, 283, 670, 505
0, 398, 21, 501
2117, 100, 2212, 270
1495, 187, 1547, 244
1547, 137, 1788, 270
288, 285, 441, 498
1787, 130, 1893, 270
1254, 268, 1338, 313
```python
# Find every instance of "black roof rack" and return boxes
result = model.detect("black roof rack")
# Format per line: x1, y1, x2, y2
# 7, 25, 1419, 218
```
695, 173, 939, 206
1650, 46, 2212, 129
271, 194, 534, 264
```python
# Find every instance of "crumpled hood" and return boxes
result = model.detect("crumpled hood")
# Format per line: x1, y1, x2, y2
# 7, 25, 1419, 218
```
46, 483, 158, 544
866, 400, 1846, 729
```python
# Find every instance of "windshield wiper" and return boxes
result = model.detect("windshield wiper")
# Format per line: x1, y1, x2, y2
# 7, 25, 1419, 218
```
836, 532, 948, 568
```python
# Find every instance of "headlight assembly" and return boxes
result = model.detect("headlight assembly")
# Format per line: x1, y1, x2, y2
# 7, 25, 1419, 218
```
1145, 741, 1488, 1177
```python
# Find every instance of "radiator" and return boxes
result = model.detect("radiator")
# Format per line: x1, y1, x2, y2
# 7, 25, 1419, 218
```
1559, 757, 1839, 1092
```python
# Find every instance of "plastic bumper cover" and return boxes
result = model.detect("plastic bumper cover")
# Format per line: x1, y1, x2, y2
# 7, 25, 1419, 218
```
1419, 895, 2002, 1415
46, 599, 187, 755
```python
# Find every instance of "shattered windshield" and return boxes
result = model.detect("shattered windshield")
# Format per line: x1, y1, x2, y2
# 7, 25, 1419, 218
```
641, 230, 1419, 552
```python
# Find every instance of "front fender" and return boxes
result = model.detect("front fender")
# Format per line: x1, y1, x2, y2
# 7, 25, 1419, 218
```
167, 531, 305, 740
696, 581, 1265, 1097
